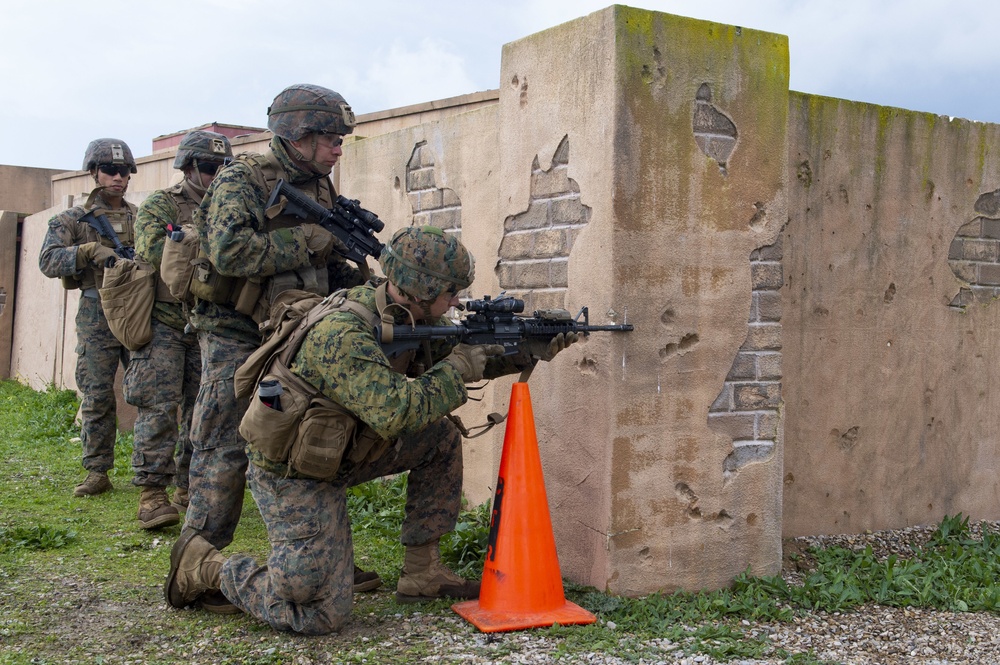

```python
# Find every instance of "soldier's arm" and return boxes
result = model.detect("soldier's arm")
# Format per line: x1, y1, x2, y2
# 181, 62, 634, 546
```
134, 190, 174, 270
292, 313, 468, 442
195, 163, 312, 278
38, 210, 85, 278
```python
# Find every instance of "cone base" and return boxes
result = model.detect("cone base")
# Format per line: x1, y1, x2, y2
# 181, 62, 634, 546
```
451, 599, 596, 633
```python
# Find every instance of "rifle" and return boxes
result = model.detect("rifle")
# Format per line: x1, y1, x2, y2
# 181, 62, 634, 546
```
265, 179, 385, 265
375, 294, 634, 360
80, 210, 135, 262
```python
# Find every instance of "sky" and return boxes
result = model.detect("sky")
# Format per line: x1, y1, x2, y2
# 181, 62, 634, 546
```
3, 0, 998, 171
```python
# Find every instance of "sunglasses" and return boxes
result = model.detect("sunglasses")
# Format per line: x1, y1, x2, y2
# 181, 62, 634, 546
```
97, 164, 131, 177
196, 158, 232, 176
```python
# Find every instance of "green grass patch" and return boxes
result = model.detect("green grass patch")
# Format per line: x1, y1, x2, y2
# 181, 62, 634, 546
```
1, 379, 997, 664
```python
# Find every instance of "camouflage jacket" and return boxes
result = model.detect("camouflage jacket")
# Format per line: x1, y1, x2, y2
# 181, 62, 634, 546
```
189, 136, 361, 344
290, 283, 530, 441
135, 180, 204, 331
38, 189, 137, 292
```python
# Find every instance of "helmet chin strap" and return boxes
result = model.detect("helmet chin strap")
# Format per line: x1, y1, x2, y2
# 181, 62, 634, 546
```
286, 136, 332, 176
186, 160, 209, 197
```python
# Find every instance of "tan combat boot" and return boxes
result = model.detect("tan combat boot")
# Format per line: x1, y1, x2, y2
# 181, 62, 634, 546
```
164, 530, 229, 610
74, 471, 113, 497
138, 487, 180, 530
171, 487, 189, 511
395, 540, 479, 603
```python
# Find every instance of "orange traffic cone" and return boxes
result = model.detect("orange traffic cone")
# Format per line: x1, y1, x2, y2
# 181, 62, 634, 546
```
452, 382, 597, 632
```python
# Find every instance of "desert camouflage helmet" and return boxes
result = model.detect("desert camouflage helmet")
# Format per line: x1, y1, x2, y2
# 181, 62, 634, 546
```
173, 130, 233, 170
380, 226, 475, 301
266, 84, 356, 141
83, 138, 137, 173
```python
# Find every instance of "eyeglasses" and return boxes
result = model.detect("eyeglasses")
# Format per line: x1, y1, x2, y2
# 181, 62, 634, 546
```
97, 164, 131, 177
196, 162, 223, 176
315, 133, 343, 149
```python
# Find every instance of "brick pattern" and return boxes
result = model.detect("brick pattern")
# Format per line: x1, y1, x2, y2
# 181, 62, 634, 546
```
497, 136, 591, 312
948, 191, 1000, 308
709, 236, 783, 480
406, 141, 462, 238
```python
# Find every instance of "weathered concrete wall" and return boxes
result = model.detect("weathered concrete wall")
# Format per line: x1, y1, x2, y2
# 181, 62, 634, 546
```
0, 165, 66, 215
782, 93, 1000, 536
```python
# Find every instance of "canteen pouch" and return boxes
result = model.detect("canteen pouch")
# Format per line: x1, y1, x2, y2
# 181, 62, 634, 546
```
98, 259, 155, 351
287, 399, 355, 481
160, 225, 199, 303
239, 373, 310, 463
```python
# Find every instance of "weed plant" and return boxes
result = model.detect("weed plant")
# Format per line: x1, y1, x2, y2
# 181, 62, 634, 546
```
1, 379, 998, 664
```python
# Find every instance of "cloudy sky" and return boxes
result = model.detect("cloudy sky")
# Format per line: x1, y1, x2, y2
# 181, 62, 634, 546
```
3, 0, 997, 171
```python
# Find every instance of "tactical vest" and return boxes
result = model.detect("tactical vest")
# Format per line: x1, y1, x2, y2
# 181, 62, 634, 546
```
65, 191, 137, 291
236, 284, 415, 480
153, 180, 203, 304
190, 151, 337, 323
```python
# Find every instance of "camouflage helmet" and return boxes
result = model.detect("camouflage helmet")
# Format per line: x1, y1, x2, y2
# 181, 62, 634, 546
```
266, 84, 355, 141
380, 226, 475, 301
173, 130, 233, 170
82, 138, 137, 173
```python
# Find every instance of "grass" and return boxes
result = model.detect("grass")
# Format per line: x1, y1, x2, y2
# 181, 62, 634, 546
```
1, 379, 999, 664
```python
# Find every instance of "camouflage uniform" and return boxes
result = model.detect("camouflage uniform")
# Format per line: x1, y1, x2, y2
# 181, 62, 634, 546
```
185, 135, 362, 549
129, 182, 205, 492
220, 283, 527, 634
38, 189, 136, 478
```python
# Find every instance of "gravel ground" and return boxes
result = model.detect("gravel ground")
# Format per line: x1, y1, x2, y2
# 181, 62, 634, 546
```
5, 523, 1000, 664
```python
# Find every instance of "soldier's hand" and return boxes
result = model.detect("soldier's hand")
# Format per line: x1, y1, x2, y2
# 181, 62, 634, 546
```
76, 242, 117, 269
302, 224, 335, 260
444, 344, 505, 383
524, 332, 580, 362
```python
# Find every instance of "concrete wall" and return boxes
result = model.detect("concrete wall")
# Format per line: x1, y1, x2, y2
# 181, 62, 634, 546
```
781, 93, 1000, 536
0, 165, 66, 215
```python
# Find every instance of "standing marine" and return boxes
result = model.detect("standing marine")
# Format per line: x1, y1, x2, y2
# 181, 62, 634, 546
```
38, 138, 138, 497
127, 130, 234, 530
178, 84, 373, 611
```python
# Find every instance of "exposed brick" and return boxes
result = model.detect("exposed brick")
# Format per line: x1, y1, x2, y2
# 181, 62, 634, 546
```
550, 258, 568, 287
962, 239, 999, 262
552, 136, 570, 165
442, 189, 461, 207
983, 218, 1000, 239
977, 263, 1000, 286
708, 412, 756, 440
551, 197, 587, 225
504, 261, 554, 289
956, 219, 982, 238
756, 290, 782, 322
751, 262, 783, 290
411, 212, 431, 227
948, 238, 965, 261
429, 208, 461, 230
710, 384, 734, 412
723, 443, 775, 473
407, 168, 436, 191
726, 352, 756, 380
530, 290, 567, 312
498, 232, 533, 260
419, 189, 443, 210
407, 192, 422, 212
531, 229, 568, 258
757, 352, 782, 380
948, 288, 974, 308
950, 260, 977, 282
741, 323, 782, 351
496, 263, 516, 289
756, 411, 780, 439
753, 237, 783, 261
733, 382, 781, 409
531, 167, 572, 198
505, 202, 549, 232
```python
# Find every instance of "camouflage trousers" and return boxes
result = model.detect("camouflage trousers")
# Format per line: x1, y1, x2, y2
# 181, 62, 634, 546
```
76, 295, 129, 473
221, 417, 463, 635
183, 332, 256, 549
123, 319, 200, 489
